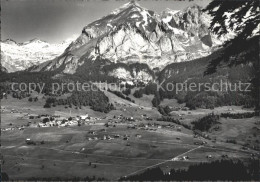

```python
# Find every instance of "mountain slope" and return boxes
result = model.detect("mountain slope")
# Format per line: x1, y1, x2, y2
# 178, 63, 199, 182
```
29, 2, 224, 82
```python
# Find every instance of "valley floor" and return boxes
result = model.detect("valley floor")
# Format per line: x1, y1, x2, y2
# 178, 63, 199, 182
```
1, 96, 259, 180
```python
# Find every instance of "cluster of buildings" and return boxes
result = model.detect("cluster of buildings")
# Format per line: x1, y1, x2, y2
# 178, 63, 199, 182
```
86, 130, 141, 142
38, 114, 102, 128
87, 134, 115, 141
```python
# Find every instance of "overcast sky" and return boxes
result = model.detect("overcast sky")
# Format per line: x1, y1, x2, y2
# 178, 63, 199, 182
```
1, 0, 210, 43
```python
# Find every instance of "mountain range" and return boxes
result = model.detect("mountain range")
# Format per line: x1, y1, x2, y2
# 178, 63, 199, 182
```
1, 38, 74, 72
2, 1, 232, 81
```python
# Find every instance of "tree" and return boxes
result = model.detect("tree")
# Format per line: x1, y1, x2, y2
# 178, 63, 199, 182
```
205, 0, 259, 44
152, 92, 161, 107
43, 103, 51, 108
42, 118, 50, 123
34, 97, 38, 102
204, 0, 260, 115
133, 89, 143, 98
122, 88, 131, 96
164, 106, 172, 115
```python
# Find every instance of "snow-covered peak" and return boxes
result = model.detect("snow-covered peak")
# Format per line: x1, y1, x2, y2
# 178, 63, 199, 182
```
29, 38, 45, 43
183, 3, 202, 12
110, 0, 144, 15
21, 38, 46, 45
163, 8, 180, 15
2, 39, 17, 45
20, 39, 49, 48
69, 0, 158, 53
161, 8, 180, 24
1, 38, 48, 46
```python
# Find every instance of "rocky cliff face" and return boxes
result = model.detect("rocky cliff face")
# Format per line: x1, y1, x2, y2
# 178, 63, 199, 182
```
29, 2, 224, 82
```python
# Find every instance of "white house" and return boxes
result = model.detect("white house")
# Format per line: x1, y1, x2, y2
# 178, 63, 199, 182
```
80, 114, 89, 120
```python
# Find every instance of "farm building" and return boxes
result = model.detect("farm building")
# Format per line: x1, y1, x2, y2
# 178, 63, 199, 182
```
80, 114, 89, 120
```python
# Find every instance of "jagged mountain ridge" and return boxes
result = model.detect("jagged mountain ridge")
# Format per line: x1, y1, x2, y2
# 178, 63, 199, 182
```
29, 2, 224, 82
1, 38, 74, 72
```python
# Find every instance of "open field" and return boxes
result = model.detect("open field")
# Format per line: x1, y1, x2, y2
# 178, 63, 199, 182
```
1, 96, 260, 180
